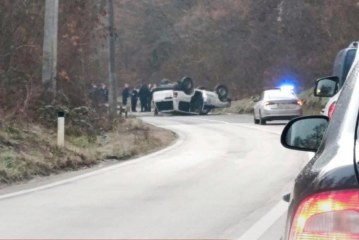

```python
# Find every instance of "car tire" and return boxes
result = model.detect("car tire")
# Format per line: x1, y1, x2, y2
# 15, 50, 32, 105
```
253, 113, 259, 124
180, 77, 194, 95
215, 84, 229, 102
259, 112, 266, 125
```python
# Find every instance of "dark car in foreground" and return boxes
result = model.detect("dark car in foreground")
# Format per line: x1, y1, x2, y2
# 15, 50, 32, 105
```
280, 58, 359, 239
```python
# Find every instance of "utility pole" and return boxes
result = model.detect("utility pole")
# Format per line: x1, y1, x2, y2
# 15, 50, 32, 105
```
107, 0, 118, 120
42, 0, 59, 104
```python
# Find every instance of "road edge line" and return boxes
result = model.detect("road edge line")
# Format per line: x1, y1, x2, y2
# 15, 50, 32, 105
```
236, 149, 314, 240
236, 200, 288, 240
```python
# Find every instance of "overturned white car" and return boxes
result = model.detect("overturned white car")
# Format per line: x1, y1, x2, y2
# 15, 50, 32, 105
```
152, 77, 231, 115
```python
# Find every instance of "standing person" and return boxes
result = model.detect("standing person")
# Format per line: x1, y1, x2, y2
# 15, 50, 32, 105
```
89, 83, 98, 106
146, 83, 152, 112
131, 87, 138, 112
99, 83, 109, 104
139, 83, 149, 112
122, 83, 130, 106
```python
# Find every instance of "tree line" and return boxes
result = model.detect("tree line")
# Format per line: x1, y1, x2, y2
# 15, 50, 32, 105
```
1, 0, 359, 121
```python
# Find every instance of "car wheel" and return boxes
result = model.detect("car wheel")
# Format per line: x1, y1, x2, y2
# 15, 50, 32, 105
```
180, 77, 194, 95
259, 112, 266, 125
253, 113, 259, 124
215, 84, 229, 102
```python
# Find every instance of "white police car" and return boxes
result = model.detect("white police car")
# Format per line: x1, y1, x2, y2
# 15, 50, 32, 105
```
152, 77, 231, 115
253, 86, 303, 125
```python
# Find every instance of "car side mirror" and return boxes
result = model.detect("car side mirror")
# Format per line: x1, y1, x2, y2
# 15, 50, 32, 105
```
281, 116, 329, 152
314, 76, 339, 97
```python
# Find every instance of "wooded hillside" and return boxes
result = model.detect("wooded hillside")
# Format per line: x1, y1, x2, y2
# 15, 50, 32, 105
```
1, 0, 359, 119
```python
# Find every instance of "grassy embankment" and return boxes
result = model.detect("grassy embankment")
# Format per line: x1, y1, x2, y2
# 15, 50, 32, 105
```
0, 117, 176, 187
217, 88, 328, 116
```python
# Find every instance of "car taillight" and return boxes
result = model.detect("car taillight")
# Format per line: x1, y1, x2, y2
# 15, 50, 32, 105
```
173, 92, 178, 98
289, 190, 359, 240
297, 100, 304, 106
328, 102, 336, 119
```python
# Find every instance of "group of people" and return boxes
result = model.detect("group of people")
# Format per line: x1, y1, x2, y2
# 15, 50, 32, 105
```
88, 82, 157, 113
89, 83, 109, 106
122, 83, 156, 112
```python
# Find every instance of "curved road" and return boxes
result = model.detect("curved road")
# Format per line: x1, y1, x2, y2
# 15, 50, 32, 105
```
0, 114, 308, 239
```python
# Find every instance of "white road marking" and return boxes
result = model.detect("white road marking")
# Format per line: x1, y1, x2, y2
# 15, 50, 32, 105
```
236, 145, 314, 240
0, 130, 184, 201
236, 200, 288, 240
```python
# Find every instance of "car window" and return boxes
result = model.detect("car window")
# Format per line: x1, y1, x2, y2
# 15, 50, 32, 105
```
264, 90, 297, 100
333, 48, 357, 88
342, 49, 356, 86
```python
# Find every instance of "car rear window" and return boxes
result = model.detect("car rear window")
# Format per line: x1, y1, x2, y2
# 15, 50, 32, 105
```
265, 90, 297, 99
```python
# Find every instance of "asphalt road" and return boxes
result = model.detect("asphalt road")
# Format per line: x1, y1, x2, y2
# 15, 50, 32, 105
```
0, 114, 308, 239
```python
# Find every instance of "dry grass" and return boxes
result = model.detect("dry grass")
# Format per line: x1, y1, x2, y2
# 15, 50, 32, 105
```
0, 118, 176, 187
214, 98, 255, 115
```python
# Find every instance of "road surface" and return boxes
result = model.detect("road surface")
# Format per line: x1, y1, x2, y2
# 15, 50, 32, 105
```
0, 114, 308, 239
